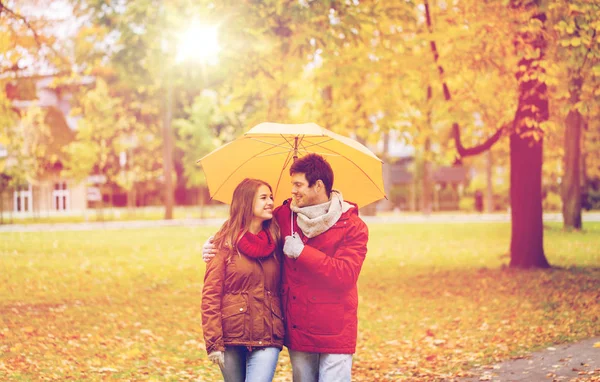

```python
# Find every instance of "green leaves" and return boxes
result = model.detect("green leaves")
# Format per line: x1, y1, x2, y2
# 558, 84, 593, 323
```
173, 92, 220, 189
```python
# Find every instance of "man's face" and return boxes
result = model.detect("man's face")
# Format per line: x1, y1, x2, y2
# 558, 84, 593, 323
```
290, 172, 320, 208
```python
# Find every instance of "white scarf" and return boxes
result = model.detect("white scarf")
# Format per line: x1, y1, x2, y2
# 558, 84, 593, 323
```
290, 190, 353, 238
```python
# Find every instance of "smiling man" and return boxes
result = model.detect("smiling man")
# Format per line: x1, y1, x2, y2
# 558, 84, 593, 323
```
204, 153, 369, 381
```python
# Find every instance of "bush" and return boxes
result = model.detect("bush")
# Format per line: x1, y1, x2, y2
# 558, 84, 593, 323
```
459, 197, 475, 212
543, 191, 562, 211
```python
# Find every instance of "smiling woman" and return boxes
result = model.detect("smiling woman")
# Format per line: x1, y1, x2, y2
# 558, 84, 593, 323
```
201, 178, 284, 381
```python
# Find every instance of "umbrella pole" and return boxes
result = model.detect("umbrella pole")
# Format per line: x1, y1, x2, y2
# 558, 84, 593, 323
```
290, 136, 299, 236
293, 137, 298, 162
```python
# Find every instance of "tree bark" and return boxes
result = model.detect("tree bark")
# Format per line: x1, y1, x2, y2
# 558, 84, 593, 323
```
163, 78, 174, 220
410, 181, 417, 212
562, 75, 583, 230
508, 0, 550, 268
509, 132, 548, 268
127, 186, 137, 217
486, 150, 494, 213
380, 131, 394, 212
199, 187, 205, 219
421, 137, 433, 215
0, 189, 4, 224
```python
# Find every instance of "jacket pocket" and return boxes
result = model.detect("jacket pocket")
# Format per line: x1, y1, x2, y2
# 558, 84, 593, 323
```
270, 296, 285, 341
221, 301, 247, 338
307, 295, 344, 335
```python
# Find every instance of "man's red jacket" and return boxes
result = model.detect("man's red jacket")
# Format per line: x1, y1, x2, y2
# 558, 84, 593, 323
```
274, 199, 368, 354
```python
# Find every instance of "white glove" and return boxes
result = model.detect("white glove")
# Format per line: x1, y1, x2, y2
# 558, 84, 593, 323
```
283, 233, 304, 259
202, 235, 217, 263
208, 350, 224, 368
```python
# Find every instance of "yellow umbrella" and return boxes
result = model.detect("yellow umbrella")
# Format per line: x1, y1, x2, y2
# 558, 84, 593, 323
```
198, 122, 386, 207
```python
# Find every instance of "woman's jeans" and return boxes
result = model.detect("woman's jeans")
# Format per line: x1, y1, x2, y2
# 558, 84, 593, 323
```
220, 346, 280, 382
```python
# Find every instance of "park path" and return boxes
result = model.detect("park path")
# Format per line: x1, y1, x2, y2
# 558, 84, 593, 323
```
1, 212, 600, 233
459, 337, 600, 381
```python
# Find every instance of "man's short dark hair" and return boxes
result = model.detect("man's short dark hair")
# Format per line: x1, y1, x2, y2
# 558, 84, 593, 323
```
290, 153, 334, 196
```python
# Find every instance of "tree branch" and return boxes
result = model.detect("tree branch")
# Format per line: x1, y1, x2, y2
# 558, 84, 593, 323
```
0, 1, 71, 71
577, 29, 596, 78
453, 122, 506, 157
424, 0, 505, 159
0, 1, 45, 48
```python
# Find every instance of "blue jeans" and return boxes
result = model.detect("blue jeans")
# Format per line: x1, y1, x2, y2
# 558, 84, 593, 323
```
289, 350, 353, 382
220, 346, 281, 382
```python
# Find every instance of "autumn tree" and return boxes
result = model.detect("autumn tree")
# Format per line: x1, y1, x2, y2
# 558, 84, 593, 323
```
63, 78, 132, 210
423, 0, 553, 268
173, 92, 222, 212
548, 0, 600, 230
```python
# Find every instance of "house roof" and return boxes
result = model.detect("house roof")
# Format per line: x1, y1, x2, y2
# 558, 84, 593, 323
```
390, 163, 414, 185
432, 166, 468, 183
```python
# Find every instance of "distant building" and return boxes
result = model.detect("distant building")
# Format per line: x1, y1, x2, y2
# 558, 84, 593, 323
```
369, 129, 469, 211
1, 75, 94, 217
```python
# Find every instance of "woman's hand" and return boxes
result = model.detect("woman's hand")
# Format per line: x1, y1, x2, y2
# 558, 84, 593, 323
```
208, 350, 224, 368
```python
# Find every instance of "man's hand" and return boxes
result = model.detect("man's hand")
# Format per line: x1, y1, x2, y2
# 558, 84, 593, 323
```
283, 233, 304, 259
202, 236, 217, 263
208, 350, 224, 368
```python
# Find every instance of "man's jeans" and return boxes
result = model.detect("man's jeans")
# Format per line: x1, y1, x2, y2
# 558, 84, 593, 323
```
289, 350, 353, 382
220, 346, 280, 382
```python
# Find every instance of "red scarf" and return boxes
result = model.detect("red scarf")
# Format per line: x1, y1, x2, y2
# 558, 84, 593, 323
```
237, 230, 276, 259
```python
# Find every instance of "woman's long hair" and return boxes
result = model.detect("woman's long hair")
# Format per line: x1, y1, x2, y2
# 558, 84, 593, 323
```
213, 178, 280, 257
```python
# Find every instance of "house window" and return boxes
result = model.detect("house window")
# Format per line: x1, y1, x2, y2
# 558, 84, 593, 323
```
53, 181, 70, 211
14, 184, 33, 212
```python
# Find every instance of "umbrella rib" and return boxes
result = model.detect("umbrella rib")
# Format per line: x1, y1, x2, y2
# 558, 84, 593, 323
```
298, 138, 340, 157
280, 134, 295, 149
255, 150, 297, 158
301, 139, 387, 199
209, 142, 289, 199
246, 137, 293, 150
299, 138, 335, 151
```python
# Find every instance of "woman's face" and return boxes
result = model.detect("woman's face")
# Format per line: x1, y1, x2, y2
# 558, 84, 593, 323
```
252, 184, 274, 221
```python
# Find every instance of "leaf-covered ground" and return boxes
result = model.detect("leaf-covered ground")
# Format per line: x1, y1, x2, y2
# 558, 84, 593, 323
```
1, 222, 599, 381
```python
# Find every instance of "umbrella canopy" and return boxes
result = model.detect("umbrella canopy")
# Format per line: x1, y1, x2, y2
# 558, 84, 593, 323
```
198, 122, 386, 207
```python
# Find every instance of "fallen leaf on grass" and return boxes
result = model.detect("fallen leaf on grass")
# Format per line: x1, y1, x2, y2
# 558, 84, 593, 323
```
92, 367, 118, 373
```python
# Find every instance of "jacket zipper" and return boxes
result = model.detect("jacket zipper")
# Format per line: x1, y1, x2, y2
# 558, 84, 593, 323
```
248, 257, 264, 352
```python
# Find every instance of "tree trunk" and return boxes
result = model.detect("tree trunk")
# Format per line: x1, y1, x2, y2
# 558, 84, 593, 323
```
380, 131, 394, 212
163, 79, 174, 220
199, 187, 205, 219
32, 184, 39, 220
486, 150, 494, 213
509, 0, 550, 268
562, 75, 583, 230
421, 137, 432, 215
421, 84, 433, 215
127, 186, 137, 217
109, 188, 114, 219
322, 85, 333, 130
410, 181, 417, 212
509, 133, 548, 268
0, 188, 4, 224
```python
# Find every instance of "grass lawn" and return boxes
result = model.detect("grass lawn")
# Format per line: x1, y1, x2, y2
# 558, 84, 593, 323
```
1, 205, 230, 225
0, 222, 599, 381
